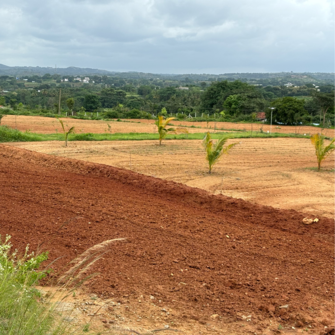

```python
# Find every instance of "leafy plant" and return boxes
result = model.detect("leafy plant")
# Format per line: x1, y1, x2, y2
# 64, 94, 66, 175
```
0, 235, 60, 335
155, 115, 175, 145
203, 132, 238, 174
310, 133, 335, 171
57, 118, 75, 147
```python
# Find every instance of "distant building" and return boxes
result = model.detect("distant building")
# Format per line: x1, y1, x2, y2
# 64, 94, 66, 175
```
177, 87, 189, 90
256, 112, 266, 121
64, 78, 68, 82
74, 77, 82, 82
284, 83, 294, 87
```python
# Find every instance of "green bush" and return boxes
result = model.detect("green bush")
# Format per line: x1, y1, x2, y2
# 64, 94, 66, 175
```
0, 235, 61, 334
104, 110, 119, 119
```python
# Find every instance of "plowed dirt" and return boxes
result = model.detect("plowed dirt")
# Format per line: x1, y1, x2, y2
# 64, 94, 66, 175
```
0, 144, 333, 334
1, 116, 205, 134
11, 138, 335, 218
2, 115, 334, 137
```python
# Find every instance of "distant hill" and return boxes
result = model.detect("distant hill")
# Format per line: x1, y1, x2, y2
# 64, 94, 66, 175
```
0, 64, 114, 76
0, 64, 333, 83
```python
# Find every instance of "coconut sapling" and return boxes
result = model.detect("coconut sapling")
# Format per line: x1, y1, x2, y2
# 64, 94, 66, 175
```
58, 118, 75, 147
310, 133, 335, 171
155, 115, 175, 145
203, 132, 238, 174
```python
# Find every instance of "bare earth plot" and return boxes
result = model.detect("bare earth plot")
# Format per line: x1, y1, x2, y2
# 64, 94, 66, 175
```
0, 144, 333, 335
1, 115, 206, 134
2, 115, 334, 137
11, 138, 335, 219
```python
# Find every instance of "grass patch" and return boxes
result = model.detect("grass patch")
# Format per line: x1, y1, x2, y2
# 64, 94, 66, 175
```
0, 235, 63, 334
0, 126, 43, 142
0, 125, 313, 143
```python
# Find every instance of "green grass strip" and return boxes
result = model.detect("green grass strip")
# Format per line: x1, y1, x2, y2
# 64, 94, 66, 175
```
0, 125, 314, 143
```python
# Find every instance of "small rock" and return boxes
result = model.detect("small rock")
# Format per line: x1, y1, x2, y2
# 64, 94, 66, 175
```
279, 305, 289, 309
150, 295, 155, 300
164, 325, 169, 329
210, 314, 219, 319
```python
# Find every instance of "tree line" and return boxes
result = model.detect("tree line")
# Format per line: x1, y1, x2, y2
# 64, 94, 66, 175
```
0, 75, 333, 126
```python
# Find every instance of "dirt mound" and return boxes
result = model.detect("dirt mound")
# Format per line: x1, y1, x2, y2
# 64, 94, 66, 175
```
0, 144, 333, 333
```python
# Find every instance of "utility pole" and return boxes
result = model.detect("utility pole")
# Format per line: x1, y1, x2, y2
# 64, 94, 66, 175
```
268, 107, 275, 134
58, 89, 61, 115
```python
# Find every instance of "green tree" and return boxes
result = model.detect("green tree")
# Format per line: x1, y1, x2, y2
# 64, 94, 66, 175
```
84, 94, 100, 111
223, 95, 243, 115
159, 107, 168, 116
10, 99, 17, 110
312, 92, 334, 128
310, 134, 335, 171
100, 88, 126, 108
203, 132, 238, 174
267, 97, 307, 125
66, 98, 75, 113
200, 80, 256, 112
0, 96, 5, 106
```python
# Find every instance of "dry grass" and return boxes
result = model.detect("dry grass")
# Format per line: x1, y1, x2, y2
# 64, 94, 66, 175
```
58, 238, 126, 284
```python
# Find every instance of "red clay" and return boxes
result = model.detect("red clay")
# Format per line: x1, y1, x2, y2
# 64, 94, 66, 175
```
0, 144, 333, 333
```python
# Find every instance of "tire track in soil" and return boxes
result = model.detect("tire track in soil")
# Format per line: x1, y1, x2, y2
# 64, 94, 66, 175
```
0, 144, 333, 333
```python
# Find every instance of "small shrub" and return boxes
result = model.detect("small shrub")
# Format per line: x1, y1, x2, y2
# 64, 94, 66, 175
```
310, 133, 335, 171
155, 116, 175, 145
0, 235, 58, 334
203, 132, 238, 174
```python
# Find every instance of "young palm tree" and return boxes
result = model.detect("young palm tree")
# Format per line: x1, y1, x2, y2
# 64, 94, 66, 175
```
155, 115, 175, 145
310, 133, 335, 171
203, 132, 238, 174
58, 118, 75, 147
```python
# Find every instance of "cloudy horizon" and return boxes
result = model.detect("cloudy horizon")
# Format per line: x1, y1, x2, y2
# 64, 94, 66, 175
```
0, 0, 334, 74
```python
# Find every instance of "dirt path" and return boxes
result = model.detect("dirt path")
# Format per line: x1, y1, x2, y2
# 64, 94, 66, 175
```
0, 144, 333, 334
11, 138, 335, 218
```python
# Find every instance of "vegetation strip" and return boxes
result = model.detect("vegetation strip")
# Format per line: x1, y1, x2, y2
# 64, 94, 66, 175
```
0, 125, 313, 143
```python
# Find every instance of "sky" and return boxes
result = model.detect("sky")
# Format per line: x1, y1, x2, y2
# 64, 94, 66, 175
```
0, 0, 334, 74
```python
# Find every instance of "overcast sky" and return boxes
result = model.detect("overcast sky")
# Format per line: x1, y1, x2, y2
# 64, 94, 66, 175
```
0, 0, 333, 73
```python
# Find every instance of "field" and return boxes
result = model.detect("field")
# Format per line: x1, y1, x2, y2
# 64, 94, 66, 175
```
1, 116, 334, 334
10, 138, 335, 218
2, 115, 334, 137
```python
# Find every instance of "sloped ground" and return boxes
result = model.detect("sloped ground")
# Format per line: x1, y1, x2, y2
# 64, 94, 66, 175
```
11, 138, 335, 218
0, 144, 333, 334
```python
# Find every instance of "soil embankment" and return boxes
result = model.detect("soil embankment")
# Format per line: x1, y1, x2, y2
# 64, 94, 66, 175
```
0, 144, 333, 334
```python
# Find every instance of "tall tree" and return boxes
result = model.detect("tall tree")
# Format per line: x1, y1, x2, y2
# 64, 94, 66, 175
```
267, 97, 307, 125
84, 94, 101, 111
312, 92, 334, 127
66, 98, 75, 115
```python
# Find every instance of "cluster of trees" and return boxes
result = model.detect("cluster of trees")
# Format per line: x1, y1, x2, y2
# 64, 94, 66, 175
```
0, 74, 333, 126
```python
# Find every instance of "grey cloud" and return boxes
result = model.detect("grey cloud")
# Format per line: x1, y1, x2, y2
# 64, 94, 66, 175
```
0, 0, 333, 73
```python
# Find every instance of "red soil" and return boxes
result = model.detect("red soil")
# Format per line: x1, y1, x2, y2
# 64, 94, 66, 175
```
0, 144, 333, 333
